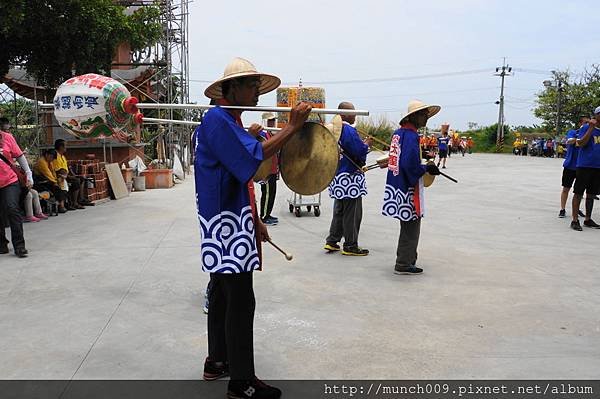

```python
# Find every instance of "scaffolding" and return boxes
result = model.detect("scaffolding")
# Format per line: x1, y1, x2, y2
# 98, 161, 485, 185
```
114, 0, 192, 172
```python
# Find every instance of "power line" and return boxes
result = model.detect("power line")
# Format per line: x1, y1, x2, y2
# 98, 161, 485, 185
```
505, 104, 534, 111
505, 95, 536, 103
512, 67, 552, 76
347, 86, 500, 100
189, 68, 492, 86
503, 86, 541, 92
444, 101, 494, 108
297, 69, 492, 85
371, 101, 492, 113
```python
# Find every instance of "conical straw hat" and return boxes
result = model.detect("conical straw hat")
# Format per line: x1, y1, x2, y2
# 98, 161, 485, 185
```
204, 57, 281, 100
400, 99, 441, 123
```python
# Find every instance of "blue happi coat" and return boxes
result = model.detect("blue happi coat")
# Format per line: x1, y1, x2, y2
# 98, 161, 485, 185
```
382, 127, 427, 221
328, 123, 369, 199
194, 107, 263, 273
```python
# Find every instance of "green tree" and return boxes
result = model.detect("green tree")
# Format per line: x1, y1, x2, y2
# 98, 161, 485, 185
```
0, 98, 36, 126
462, 123, 514, 153
0, 0, 162, 88
0, 98, 40, 152
534, 66, 600, 133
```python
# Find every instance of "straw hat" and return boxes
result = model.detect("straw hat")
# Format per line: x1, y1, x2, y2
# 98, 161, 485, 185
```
325, 115, 343, 141
262, 112, 276, 120
400, 100, 441, 123
204, 57, 281, 100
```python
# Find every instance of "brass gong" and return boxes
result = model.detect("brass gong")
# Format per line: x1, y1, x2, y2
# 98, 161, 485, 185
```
280, 122, 340, 195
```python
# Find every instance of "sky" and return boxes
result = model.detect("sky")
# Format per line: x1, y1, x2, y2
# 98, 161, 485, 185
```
187, 0, 600, 130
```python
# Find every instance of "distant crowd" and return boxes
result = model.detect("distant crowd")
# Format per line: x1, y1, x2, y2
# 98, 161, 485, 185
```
513, 136, 570, 158
419, 132, 474, 168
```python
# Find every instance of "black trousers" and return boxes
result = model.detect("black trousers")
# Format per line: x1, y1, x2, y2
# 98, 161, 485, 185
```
208, 272, 255, 380
395, 218, 421, 268
0, 183, 25, 250
260, 175, 277, 219
67, 176, 81, 191
326, 197, 363, 248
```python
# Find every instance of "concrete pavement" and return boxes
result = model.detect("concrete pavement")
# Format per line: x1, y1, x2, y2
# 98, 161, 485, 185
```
1, 153, 599, 379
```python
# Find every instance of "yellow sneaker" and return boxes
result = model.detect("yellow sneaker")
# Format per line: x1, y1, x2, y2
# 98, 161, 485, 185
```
323, 243, 340, 252
341, 246, 369, 256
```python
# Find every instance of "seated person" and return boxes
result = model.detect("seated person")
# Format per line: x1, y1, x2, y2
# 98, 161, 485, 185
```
22, 187, 48, 223
34, 149, 68, 213
56, 168, 69, 192
53, 139, 92, 207
56, 168, 86, 210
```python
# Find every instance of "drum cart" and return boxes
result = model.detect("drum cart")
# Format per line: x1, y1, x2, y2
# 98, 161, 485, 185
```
287, 192, 321, 217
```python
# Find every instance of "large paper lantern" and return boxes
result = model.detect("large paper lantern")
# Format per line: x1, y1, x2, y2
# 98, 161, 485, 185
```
53, 74, 141, 140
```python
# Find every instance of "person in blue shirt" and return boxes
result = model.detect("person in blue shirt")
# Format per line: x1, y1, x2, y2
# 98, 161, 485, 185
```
537, 138, 545, 157
436, 130, 450, 168
571, 107, 600, 231
325, 102, 372, 256
197, 57, 311, 399
380, 100, 441, 275
258, 113, 280, 226
559, 116, 588, 218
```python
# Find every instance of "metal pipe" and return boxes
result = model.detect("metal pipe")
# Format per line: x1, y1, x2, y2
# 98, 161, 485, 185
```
136, 103, 369, 116
143, 117, 200, 126
39, 102, 369, 117
249, 126, 281, 132
142, 117, 281, 131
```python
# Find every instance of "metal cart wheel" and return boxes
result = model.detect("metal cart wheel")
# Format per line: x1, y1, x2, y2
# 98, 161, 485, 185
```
306, 205, 312, 212
314, 206, 321, 217
289, 204, 294, 213
294, 207, 302, 217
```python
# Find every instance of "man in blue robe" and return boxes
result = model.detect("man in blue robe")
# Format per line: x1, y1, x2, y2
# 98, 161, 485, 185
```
197, 57, 311, 399
381, 100, 441, 275
325, 102, 372, 256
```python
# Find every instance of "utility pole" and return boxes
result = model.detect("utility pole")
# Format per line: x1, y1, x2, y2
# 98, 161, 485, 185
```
544, 70, 564, 137
555, 71, 563, 137
494, 59, 512, 152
